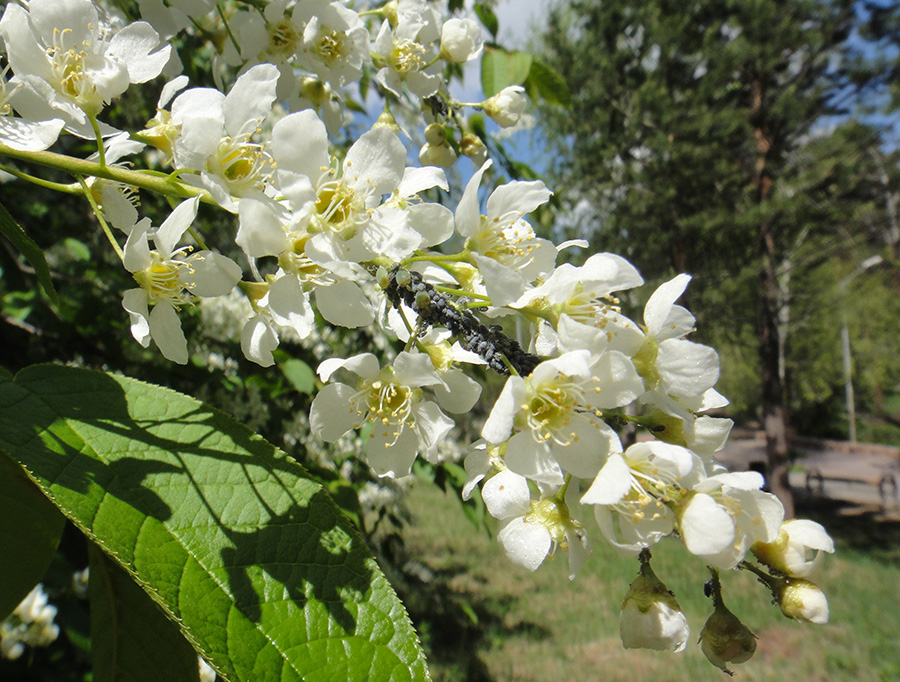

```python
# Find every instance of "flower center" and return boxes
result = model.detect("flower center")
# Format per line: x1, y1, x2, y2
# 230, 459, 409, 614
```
469, 216, 543, 268
309, 172, 372, 239
133, 248, 193, 306
268, 19, 299, 58
207, 135, 272, 195
312, 25, 349, 67
524, 375, 583, 444
365, 379, 413, 425
279, 235, 334, 287
389, 40, 427, 73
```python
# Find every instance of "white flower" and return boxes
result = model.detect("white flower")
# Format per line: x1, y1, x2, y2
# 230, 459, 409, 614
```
678, 471, 784, 569
372, 8, 442, 97
293, 0, 370, 88
751, 519, 835, 579
1, 584, 60, 661
309, 352, 457, 478
481, 350, 624, 484
484, 470, 589, 577
582, 441, 703, 553
121, 197, 242, 364
635, 275, 722, 410
456, 160, 556, 306
263, 110, 420, 265
483, 86, 528, 128
440, 18, 483, 63
170, 63, 279, 212
0, 0, 169, 135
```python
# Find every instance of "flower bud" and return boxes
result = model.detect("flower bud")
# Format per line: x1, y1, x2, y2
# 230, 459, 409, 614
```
374, 109, 401, 133
299, 77, 329, 107
418, 142, 457, 169
440, 18, 484, 63
699, 600, 757, 675
460, 134, 488, 165
482, 86, 527, 128
620, 557, 689, 653
777, 578, 829, 624
424, 123, 447, 146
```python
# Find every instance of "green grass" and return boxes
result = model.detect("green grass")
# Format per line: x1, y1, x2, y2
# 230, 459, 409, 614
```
401, 484, 900, 682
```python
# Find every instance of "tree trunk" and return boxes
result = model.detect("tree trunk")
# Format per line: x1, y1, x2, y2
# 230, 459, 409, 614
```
750, 73, 795, 518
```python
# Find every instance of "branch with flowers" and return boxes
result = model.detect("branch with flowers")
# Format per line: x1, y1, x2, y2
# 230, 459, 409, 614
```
0, 0, 836, 679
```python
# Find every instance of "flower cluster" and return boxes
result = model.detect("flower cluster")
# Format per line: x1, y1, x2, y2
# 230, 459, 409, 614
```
0, 584, 60, 660
0, 0, 836, 671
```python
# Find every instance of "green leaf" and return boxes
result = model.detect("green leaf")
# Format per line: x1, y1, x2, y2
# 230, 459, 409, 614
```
280, 358, 315, 394
474, 4, 499, 38
89, 544, 201, 682
0, 365, 429, 682
525, 58, 572, 108
480, 47, 533, 97
0, 452, 65, 619
0, 201, 59, 305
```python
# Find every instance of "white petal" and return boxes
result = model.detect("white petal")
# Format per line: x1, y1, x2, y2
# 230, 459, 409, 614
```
366, 426, 419, 478
121, 288, 151, 346
155, 196, 200, 257
588, 350, 644, 408
486, 180, 551, 221
272, 109, 330, 183
783, 520, 835, 553
236, 198, 289, 258
122, 219, 152, 273
497, 517, 552, 571
482, 469, 531, 520
315, 280, 375, 328
398, 166, 448, 196
186, 252, 241, 297
656, 339, 720, 400
644, 274, 692, 337
408, 203, 454, 247
0, 117, 64, 151
224, 63, 279, 137
431, 369, 482, 414
343, 127, 406, 195
309, 382, 359, 441
240, 315, 278, 367
107, 21, 170, 83
680, 493, 735, 557
505, 432, 565, 486
581, 454, 633, 506
455, 160, 491, 237
267, 275, 315, 338
148, 300, 188, 364
413, 401, 456, 462
317, 353, 379, 382
481, 377, 523, 443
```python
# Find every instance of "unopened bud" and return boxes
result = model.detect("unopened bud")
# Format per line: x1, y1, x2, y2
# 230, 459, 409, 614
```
299, 77, 329, 107
482, 86, 527, 128
460, 134, 488, 165
418, 142, 457, 169
374, 109, 401, 133
620, 552, 689, 653
424, 123, 447, 146
777, 578, 829, 624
